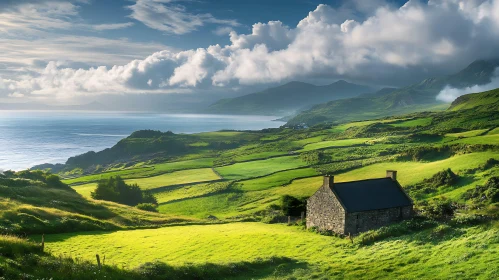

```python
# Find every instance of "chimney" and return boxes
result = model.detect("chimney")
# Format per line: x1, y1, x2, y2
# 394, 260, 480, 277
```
323, 174, 334, 187
386, 170, 397, 181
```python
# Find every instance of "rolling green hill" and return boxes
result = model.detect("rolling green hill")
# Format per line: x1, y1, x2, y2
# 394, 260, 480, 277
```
0, 170, 196, 236
449, 87, 499, 111
7, 85, 499, 279
206, 80, 374, 115
287, 59, 499, 126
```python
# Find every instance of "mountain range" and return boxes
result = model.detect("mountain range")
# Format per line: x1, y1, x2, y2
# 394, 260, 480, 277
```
205, 80, 374, 115
286, 59, 499, 126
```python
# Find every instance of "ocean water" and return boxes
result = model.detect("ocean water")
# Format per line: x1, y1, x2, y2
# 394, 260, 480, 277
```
0, 111, 284, 171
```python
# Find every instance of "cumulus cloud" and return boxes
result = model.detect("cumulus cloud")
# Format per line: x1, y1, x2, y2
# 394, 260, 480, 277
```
436, 68, 499, 102
128, 0, 240, 35
4, 0, 499, 100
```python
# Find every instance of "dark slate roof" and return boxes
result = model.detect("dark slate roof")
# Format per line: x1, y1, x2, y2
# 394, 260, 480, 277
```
331, 178, 412, 213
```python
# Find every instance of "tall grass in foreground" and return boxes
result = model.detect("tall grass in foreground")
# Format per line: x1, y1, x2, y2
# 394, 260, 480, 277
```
0, 235, 295, 280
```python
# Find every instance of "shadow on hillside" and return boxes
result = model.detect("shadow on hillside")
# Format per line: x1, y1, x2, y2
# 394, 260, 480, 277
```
2, 185, 117, 220
361, 222, 477, 248
130, 257, 309, 280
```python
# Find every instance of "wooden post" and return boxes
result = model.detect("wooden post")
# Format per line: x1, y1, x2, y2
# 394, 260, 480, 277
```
96, 254, 101, 269
41, 234, 45, 252
348, 233, 353, 244
288, 216, 291, 225
301, 212, 304, 222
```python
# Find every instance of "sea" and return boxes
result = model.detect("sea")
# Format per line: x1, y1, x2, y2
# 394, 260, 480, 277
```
0, 111, 285, 171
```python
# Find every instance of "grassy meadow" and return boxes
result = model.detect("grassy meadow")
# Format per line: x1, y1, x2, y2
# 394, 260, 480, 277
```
215, 156, 308, 180
3, 88, 499, 279
126, 168, 220, 190
41, 222, 499, 279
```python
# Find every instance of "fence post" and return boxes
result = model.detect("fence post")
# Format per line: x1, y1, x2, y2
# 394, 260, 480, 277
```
41, 234, 45, 252
288, 216, 291, 225
301, 212, 304, 222
96, 254, 101, 269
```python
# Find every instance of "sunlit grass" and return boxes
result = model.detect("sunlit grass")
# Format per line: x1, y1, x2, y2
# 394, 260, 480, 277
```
63, 158, 215, 185
126, 168, 220, 190
237, 168, 319, 191
389, 117, 432, 127
41, 222, 499, 279
72, 183, 97, 198
302, 138, 373, 151
215, 156, 307, 180
445, 129, 489, 138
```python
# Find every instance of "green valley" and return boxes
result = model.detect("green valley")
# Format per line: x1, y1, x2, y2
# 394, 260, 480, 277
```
2, 86, 499, 279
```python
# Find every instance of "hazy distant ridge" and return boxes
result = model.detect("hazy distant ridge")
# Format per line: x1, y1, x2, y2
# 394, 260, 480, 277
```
205, 80, 374, 115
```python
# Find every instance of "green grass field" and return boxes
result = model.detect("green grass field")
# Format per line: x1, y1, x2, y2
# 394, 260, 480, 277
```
329, 119, 405, 133
488, 127, 499, 135
63, 166, 154, 185
302, 138, 373, 151
232, 151, 288, 163
237, 168, 319, 191
63, 158, 214, 185
156, 152, 499, 219
126, 168, 220, 190
72, 183, 97, 198
154, 182, 232, 204
215, 156, 308, 180
445, 129, 489, 138
452, 134, 499, 145
155, 183, 209, 204
292, 136, 326, 146
389, 117, 432, 127
333, 152, 499, 186
41, 222, 499, 279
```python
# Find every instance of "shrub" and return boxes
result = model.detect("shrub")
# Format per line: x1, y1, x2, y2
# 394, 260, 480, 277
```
451, 214, 488, 226
300, 151, 328, 165
1, 170, 71, 190
406, 169, 458, 198
280, 195, 306, 216
257, 205, 286, 224
357, 217, 437, 245
461, 177, 499, 204
136, 203, 158, 212
418, 198, 458, 220
91, 176, 158, 206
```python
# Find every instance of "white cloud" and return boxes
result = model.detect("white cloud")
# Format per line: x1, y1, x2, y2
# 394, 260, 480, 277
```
0, 1, 78, 34
0, 36, 173, 79
4, 0, 499, 100
8, 92, 25, 98
213, 26, 234, 36
436, 68, 499, 102
92, 22, 134, 31
128, 0, 239, 35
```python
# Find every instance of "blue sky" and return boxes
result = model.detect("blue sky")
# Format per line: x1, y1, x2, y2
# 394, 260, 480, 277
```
72, 0, 409, 49
0, 0, 498, 104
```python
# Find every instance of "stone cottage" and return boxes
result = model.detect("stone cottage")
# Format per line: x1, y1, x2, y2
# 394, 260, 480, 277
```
306, 171, 413, 235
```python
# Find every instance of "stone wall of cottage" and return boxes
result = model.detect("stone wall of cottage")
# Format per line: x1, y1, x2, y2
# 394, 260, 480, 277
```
344, 205, 413, 235
306, 184, 345, 233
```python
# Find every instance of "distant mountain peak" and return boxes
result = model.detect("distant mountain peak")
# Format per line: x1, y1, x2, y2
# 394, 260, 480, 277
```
279, 81, 314, 87
458, 58, 499, 76
206, 79, 373, 115
332, 79, 349, 85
